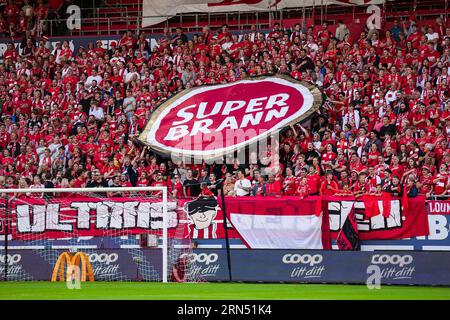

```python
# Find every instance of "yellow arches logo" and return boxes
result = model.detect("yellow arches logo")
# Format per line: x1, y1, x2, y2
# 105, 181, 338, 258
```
51, 252, 95, 282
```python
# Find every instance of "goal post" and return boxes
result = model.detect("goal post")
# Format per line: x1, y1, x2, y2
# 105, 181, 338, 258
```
162, 187, 168, 283
0, 186, 199, 283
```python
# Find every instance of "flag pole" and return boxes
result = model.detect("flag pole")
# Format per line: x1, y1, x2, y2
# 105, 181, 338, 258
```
219, 179, 233, 282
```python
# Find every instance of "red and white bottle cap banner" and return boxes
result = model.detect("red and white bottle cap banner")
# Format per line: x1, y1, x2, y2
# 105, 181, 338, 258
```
139, 75, 322, 158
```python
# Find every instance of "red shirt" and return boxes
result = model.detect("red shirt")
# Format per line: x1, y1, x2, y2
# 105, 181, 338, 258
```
433, 173, 448, 195
201, 187, 214, 197
172, 181, 184, 197
151, 180, 167, 196
73, 178, 86, 188
306, 174, 321, 195
283, 176, 297, 196
320, 180, 339, 196
266, 180, 282, 196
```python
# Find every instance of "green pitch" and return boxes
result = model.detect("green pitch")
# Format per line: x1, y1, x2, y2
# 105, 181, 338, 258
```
0, 282, 450, 300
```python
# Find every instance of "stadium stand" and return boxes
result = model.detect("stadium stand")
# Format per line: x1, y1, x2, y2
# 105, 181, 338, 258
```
0, 0, 448, 200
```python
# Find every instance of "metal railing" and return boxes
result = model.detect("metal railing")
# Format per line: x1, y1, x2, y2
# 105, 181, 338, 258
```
36, 0, 450, 37
78, 5, 128, 19
427, 194, 450, 200
38, 8, 316, 37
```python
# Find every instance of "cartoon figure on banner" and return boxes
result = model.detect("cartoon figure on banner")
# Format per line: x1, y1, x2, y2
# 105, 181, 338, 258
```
184, 195, 220, 239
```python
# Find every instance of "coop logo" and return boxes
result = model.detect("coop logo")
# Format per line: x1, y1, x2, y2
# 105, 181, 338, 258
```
88, 253, 118, 265
282, 254, 325, 279
0, 254, 23, 279
181, 252, 220, 278
371, 254, 413, 268
181, 253, 218, 265
88, 253, 120, 278
282, 254, 323, 266
0, 254, 21, 265
140, 75, 321, 160
367, 254, 415, 288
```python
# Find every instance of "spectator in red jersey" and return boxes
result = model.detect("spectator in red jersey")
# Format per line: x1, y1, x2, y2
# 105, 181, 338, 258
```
217, 24, 232, 44
171, 174, 184, 198
320, 171, 340, 196
296, 177, 311, 199
353, 171, 369, 197
432, 163, 449, 199
265, 173, 282, 196
282, 167, 297, 195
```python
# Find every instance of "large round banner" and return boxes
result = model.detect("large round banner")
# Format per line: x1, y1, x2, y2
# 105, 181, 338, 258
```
139, 75, 322, 158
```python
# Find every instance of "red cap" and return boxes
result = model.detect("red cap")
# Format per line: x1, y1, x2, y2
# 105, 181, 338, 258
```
110, 41, 117, 47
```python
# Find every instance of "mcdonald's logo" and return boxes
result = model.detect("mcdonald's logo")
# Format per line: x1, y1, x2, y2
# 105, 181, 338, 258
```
51, 252, 95, 282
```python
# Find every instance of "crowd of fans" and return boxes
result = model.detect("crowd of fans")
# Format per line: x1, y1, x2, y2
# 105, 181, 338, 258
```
0, 16, 449, 199
0, 0, 74, 37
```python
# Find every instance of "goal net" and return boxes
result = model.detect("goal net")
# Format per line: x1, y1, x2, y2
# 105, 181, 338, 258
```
0, 187, 204, 283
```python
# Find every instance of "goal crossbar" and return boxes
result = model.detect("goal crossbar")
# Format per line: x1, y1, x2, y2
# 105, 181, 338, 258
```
0, 187, 167, 193
0, 186, 170, 283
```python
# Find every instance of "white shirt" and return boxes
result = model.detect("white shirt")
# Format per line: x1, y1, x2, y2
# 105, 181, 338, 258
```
385, 90, 397, 105
86, 75, 102, 88
110, 57, 126, 65
222, 41, 233, 51
234, 178, 251, 196
124, 71, 139, 84
89, 107, 105, 120
426, 32, 439, 42
343, 110, 361, 129
48, 142, 62, 159
306, 42, 319, 53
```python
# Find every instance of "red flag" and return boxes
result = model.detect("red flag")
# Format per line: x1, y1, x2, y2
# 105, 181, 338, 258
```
362, 194, 380, 218
336, 203, 360, 250
381, 192, 392, 218
402, 185, 409, 216
315, 195, 322, 217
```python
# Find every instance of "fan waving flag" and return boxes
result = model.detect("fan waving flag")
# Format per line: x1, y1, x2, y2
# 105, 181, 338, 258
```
225, 196, 331, 249
362, 194, 381, 218
336, 202, 360, 250
362, 193, 392, 219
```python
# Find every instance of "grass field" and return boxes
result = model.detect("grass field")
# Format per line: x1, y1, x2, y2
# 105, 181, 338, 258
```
0, 282, 449, 300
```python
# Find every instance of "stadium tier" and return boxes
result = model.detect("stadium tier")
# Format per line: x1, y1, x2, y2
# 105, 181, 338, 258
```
0, 0, 449, 289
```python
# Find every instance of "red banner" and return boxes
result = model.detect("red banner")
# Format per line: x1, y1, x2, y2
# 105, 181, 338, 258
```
1, 197, 239, 241
324, 196, 429, 240
427, 201, 450, 215
1, 195, 430, 243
